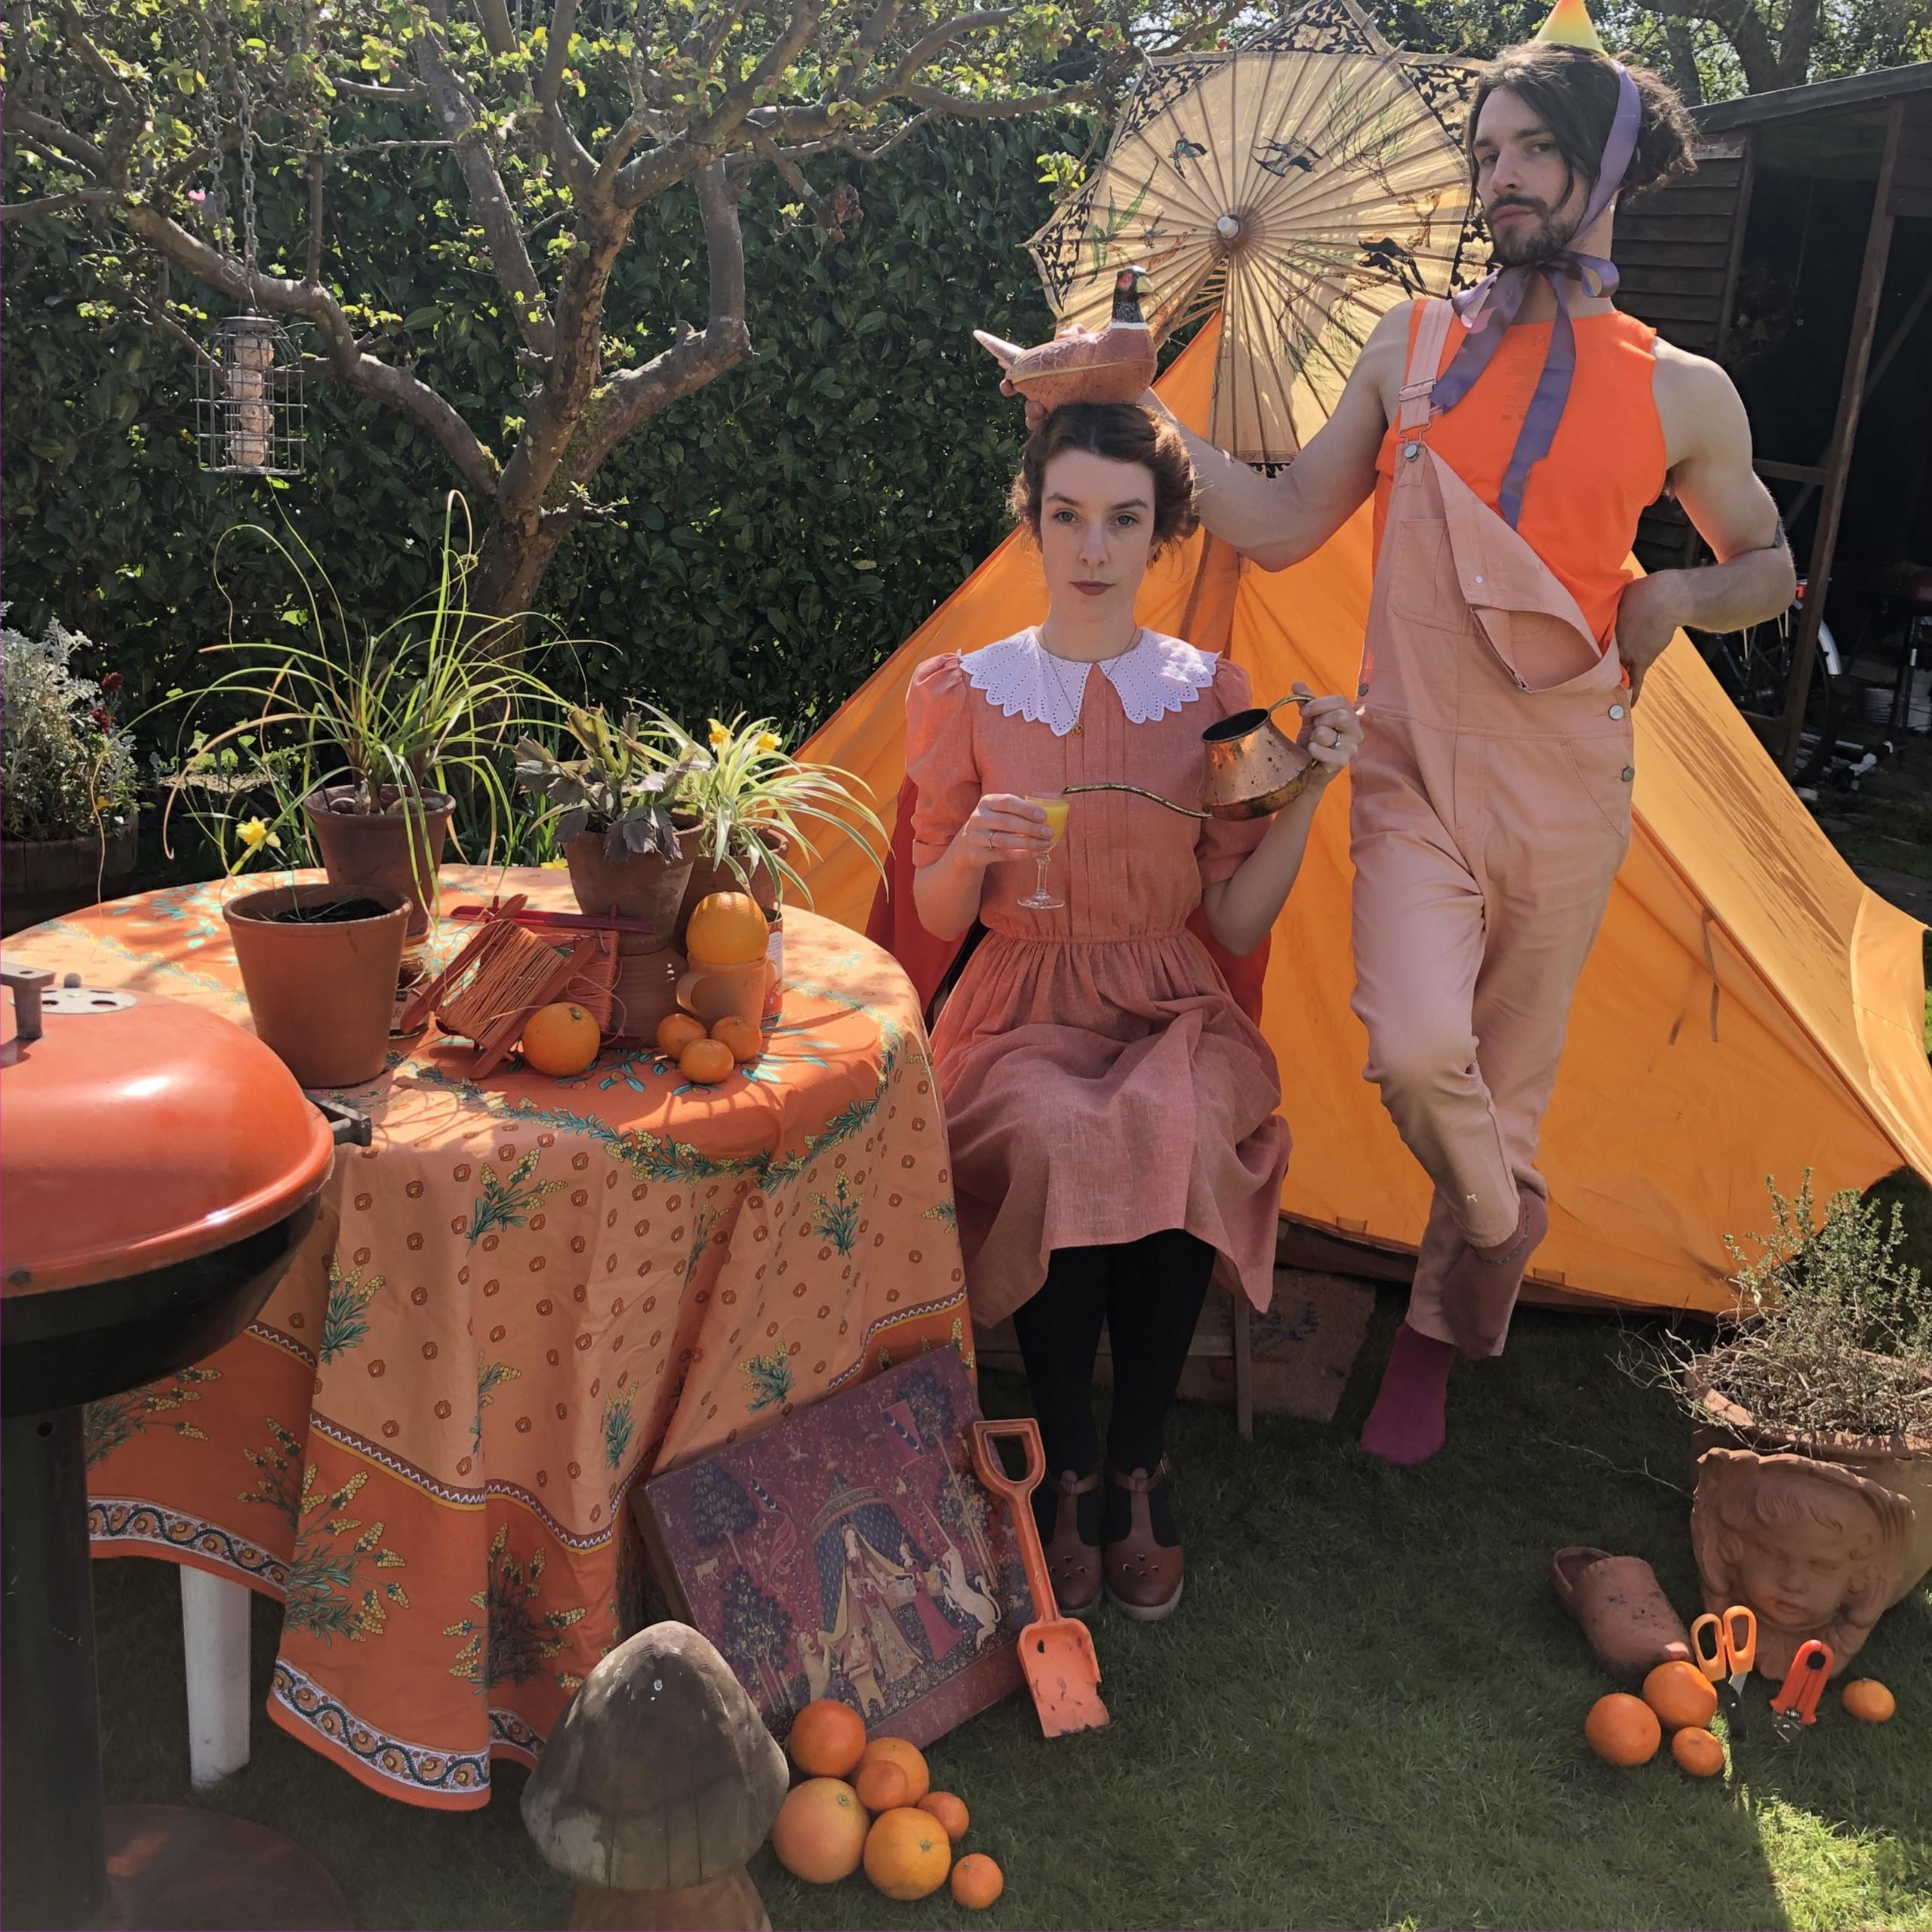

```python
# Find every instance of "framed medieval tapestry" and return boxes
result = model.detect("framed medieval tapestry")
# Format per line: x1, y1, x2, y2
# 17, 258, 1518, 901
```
635, 1348, 1038, 1747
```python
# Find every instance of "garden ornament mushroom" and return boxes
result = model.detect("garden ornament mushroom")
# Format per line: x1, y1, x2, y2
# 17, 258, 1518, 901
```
521, 1621, 789, 1930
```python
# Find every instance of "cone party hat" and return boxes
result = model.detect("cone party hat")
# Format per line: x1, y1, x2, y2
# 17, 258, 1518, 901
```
1535, 0, 1608, 53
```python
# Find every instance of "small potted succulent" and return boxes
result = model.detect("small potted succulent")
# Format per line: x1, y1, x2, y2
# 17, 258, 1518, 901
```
164, 495, 565, 939
1, 608, 140, 931
513, 706, 704, 944
660, 711, 887, 947
1648, 1177, 1932, 1680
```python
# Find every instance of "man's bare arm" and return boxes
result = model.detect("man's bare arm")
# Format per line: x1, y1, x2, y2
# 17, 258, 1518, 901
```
1614, 350, 1795, 702
1149, 303, 1409, 571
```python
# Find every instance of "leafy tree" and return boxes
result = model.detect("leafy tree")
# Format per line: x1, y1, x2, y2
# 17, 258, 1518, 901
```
688, 1459, 759, 1566
3, 0, 1233, 620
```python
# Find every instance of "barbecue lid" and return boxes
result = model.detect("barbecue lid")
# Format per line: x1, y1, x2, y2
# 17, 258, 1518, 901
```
2, 966, 337, 1296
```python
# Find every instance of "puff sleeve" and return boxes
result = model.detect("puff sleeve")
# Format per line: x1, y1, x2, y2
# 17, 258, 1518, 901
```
905, 654, 983, 868
1194, 656, 1272, 887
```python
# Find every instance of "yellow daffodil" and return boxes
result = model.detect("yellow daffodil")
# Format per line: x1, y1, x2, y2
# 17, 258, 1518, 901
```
539, 856, 569, 870
708, 719, 731, 749
756, 731, 781, 753
236, 816, 281, 854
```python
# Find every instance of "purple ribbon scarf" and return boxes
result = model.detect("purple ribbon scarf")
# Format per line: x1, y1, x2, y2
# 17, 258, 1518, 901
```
1429, 63, 1642, 528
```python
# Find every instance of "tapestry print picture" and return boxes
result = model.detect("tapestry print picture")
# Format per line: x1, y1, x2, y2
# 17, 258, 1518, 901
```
637, 1349, 1036, 1746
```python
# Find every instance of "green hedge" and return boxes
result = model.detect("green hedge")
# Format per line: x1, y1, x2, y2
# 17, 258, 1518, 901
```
2, 117, 1085, 747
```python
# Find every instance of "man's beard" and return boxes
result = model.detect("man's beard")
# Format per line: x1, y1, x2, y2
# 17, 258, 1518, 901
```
1487, 200, 1583, 266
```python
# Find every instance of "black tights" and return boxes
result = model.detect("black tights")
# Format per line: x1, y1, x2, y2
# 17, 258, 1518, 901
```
1008, 1229, 1213, 1548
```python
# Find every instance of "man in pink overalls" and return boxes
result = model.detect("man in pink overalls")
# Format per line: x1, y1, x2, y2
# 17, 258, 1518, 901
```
1162, 16, 1797, 1462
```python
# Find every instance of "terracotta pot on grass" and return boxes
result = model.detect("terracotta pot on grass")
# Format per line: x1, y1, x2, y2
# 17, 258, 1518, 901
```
303, 786, 454, 939
1687, 1365, 1932, 1680
224, 883, 408, 1088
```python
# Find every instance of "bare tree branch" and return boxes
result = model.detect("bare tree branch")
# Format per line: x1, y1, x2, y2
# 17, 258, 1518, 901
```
2, 187, 118, 220
472, 0, 518, 59
533, 0, 598, 195
330, 75, 432, 103
420, 0, 557, 356
5, 101, 111, 177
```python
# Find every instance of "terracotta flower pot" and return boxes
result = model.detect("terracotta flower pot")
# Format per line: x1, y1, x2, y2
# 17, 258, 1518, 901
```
224, 883, 408, 1088
563, 826, 697, 951
1687, 1365, 1932, 1680
673, 832, 786, 951
2, 813, 140, 935
303, 786, 454, 939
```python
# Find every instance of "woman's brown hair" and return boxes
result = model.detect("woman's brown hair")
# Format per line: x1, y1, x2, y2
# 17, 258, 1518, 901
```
1009, 403, 1199, 555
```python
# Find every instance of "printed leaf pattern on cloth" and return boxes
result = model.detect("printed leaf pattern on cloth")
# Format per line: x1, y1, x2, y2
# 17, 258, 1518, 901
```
811, 1174, 861, 1254
602, 1389, 635, 1471
319, 1260, 383, 1364
84, 1365, 219, 1469
469, 1148, 564, 1244
474, 1357, 521, 1454
238, 1416, 307, 1527
742, 1349, 795, 1412
284, 1466, 408, 1645
443, 1526, 588, 1694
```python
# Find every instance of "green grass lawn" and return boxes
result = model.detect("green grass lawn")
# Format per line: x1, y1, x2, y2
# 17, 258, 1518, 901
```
93, 1295, 1930, 1930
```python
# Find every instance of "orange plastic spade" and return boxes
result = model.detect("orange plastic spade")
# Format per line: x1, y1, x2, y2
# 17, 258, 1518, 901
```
970, 1419, 1109, 1737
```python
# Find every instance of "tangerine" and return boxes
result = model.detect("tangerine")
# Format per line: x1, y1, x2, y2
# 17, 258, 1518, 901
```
855, 1759, 911, 1814
1671, 1727, 1725, 1778
951, 1853, 1004, 1910
1585, 1692, 1662, 1767
918, 1791, 970, 1842
787, 1699, 866, 1779
656, 1012, 707, 1058
686, 891, 768, 964
710, 1014, 762, 1063
520, 1002, 600, 1076
863, 1807, 951, 1902
1842, 1678, 1896, 1723
678, 1037, 736, 1085
770, 1778, 869, 1884
857, 1735, 930, 1804
1643, 1660, 1719, 1732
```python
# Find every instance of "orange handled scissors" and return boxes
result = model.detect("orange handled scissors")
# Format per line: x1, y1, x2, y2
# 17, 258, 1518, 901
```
1690, 1604, 1758, 1732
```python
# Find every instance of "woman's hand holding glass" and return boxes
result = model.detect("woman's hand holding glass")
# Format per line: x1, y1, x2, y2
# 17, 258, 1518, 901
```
956, 793, 1056, 871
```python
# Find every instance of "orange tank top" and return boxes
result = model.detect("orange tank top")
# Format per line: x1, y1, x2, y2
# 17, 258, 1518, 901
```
1373, 300, 1668, 648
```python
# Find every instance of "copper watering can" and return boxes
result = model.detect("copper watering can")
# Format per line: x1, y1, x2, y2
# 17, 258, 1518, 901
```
1066, 692, 1318, 822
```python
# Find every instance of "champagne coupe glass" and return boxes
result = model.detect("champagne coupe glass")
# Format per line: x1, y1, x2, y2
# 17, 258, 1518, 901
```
1017, 793, 1071, 912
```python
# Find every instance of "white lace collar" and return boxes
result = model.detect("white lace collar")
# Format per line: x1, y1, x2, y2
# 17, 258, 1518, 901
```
959, 629, 1217, 737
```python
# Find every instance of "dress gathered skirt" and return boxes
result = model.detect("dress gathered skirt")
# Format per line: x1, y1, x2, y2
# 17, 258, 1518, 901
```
906, 633, 1290, 1328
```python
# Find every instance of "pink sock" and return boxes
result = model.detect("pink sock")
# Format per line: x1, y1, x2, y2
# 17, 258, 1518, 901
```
1359, 1322, 1454, 1466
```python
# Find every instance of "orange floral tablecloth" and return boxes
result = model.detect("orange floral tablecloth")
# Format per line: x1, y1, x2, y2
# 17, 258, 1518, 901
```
7, 868, 968, 1808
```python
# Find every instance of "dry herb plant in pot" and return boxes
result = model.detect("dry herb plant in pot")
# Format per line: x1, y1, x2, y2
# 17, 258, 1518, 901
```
168, 496, 565, 942
1, 608, 140, 934
1639, 1176, 1932, 1680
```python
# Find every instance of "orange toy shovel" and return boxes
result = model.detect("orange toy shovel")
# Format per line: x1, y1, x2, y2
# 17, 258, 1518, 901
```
970, 1419, 1109, 1737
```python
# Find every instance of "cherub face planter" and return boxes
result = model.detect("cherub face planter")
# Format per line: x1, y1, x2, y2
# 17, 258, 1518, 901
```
1690, 1447, 1912, 1678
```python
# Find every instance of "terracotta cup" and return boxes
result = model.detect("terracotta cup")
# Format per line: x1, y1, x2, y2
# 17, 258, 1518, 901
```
675, 952, 769, 1030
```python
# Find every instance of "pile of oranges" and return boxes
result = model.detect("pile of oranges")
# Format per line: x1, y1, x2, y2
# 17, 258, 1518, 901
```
656, 1010, 761, 1086
768, 1699, 1004, 1911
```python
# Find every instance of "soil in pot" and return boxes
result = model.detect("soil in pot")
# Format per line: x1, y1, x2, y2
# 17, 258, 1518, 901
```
304, 786, 454, 939
225, 883, 408, 1088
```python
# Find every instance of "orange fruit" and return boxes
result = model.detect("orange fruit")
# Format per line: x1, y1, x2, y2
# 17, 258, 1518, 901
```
1643, 1660, 1719, 1732
857, 1735, 930, 1804
787, 1698, 866, 1779
918, 1790, 970, 1843
1671, 1727, 1725, 1778
770, 1778, 869, 1884
519, 1001, 599, 1076
656, 1012, 706, 1058
856, 1758, 911, 1814
1842, 1678, 1896, 1723
951, 1853, 1004, 1910
678, 1037, 736, 1085
686, 891, 768, 964
863, 1807, 951, 1902
710, 1014, 762, 1063
1585, 1692, 1661, 1767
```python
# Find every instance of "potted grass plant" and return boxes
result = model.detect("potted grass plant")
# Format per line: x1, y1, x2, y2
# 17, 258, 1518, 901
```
165, 494, 568, 940
1, 609, 140, 931
1641, 1176, 1932, 1680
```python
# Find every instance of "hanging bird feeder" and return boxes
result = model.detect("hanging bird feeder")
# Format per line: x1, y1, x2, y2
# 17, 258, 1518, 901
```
197, 311, 305, 475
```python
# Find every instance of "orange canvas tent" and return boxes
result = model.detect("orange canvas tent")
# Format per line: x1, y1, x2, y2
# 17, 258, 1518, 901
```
798, 318, 1932, 1315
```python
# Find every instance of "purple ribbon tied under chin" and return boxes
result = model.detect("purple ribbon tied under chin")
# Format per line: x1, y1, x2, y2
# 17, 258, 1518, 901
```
1430, 63, 1642, 528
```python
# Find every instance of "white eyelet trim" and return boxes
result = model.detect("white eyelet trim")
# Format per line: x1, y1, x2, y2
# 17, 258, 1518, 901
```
958, 629, 1217, 737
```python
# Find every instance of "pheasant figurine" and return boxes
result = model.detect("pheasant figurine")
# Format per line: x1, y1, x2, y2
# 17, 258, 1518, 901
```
974, 266, 1158, 410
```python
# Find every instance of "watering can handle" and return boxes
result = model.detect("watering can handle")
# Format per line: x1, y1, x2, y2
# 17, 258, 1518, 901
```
1265, 691, 1314, 717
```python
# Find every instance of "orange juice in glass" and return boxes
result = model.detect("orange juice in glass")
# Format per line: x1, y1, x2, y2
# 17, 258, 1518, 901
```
1019, 792, 1071, 911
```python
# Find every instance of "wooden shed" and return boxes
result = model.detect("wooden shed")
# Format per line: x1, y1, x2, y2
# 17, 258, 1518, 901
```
1618, 63, 1932, 766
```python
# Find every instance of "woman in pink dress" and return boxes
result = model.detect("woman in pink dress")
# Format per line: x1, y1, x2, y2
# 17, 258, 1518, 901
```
906, 405, 1360, 1620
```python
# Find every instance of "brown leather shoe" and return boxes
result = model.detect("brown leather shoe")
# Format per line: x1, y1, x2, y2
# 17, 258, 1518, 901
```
1103, 1460, 1184, 1622
1041, 1468, 1102, 1617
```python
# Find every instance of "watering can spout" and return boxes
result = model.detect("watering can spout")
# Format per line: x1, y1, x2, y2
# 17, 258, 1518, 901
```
1065, 691, 1318, 823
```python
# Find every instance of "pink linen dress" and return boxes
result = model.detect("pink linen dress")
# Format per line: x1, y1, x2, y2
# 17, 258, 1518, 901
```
906, 627, 1291, 1328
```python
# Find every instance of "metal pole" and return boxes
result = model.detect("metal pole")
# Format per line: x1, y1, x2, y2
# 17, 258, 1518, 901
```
1777, 102, 1904, 776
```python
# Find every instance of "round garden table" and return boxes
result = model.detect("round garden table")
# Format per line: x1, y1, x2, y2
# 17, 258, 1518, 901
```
5, 867, 968, 1808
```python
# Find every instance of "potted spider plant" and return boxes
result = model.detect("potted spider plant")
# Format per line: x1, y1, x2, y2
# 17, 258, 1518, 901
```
165, 494, 568, 940
657, 712, 887, 947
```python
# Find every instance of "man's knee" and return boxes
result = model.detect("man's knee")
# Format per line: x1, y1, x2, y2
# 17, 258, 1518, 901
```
1362, 1011, 1476, 1109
